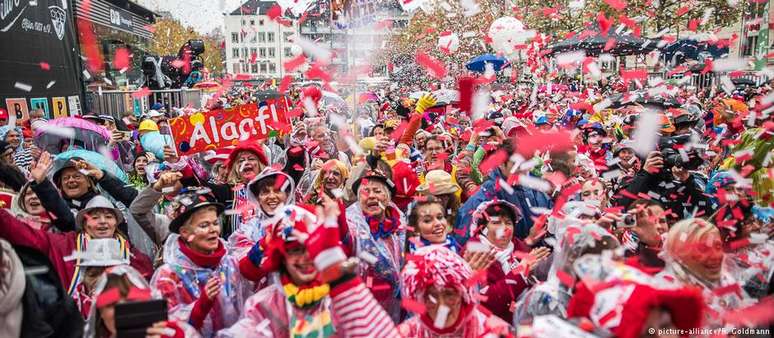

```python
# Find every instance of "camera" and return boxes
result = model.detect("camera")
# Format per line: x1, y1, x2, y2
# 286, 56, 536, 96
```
658, 134, 703, 171
616, 213, 637, 228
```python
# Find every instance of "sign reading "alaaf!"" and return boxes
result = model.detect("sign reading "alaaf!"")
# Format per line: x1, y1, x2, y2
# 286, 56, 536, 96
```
169, 99, 291, 155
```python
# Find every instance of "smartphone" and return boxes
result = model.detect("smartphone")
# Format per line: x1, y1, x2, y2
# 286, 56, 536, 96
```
158, 125, 178, 159
120, 130, 133, 142
115, 299, 168, 338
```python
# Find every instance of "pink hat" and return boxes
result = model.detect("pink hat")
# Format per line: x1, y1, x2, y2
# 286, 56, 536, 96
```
567, 282, 704, 338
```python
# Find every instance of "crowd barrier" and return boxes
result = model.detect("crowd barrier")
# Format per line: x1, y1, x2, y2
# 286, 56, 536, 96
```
85, 89, 203, 118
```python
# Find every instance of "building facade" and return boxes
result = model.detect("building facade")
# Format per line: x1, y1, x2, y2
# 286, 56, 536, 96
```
74, 0, 157, 87
224, 0, 300, 79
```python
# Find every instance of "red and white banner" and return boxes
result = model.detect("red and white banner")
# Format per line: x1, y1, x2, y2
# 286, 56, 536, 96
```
170, 98, 290, 155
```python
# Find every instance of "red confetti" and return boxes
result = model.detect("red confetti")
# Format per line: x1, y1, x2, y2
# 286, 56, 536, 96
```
131, 87, 151, 99
284, 55, 307, 72
39, 62, 50, 71
278, 75, 293, 94
77, 19, 104, 73
113, 47, 131, 70
479, 150, 508, 176
556, 269, 576, 287
604, 0, 627, 10
401, 299, 427, 314
415, 52, 447, 79
676, 6, 690, 17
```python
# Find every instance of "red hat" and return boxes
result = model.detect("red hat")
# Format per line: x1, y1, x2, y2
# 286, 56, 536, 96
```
225, 141, 268, 171
21, 127, 33, 139
567, 282, 704, 338
0, 109, 8, 119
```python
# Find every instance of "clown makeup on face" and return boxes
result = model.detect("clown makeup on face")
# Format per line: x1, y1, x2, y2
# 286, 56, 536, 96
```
322, 167, 344, 191
257, 182, 288, 216
425, 285, 462, 329
83, 209, 118, 239
411, 202, 448, 244
358, 179, 390, 219
283, 245, 317, 285
680, 229, 724, 283
424, 138, 444, 164
180, 206, 221, 254
235, 151, 262, 181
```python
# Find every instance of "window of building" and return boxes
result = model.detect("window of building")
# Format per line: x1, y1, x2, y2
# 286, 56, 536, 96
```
231, 32, 239, 43
251, 64, 258, 73
250, 19, 255, 25
284, 47, 292, 57
268, 63, 276, 73
284, 32, 293, 42
268, 48, 275, 57
267, 32, 275, 42
232, 48, 239, 58
258, 32, 266, 43
259, 48, 266, 58
260, 63, 267, 73
250, 34, 257, 43
241, 19, 246, 25
242, 63, 249, 73
250, 48, 257, 58
743, 35, 758, 56
242, 48, 248, 58
232, 64, 239, 73
259, 19, 265, 25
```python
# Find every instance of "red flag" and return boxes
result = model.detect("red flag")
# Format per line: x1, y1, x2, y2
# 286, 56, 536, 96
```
457, 76, 475, 115
415, 52, 447, 79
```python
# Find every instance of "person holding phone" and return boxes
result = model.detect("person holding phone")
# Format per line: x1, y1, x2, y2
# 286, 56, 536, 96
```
84, 265, 200, 338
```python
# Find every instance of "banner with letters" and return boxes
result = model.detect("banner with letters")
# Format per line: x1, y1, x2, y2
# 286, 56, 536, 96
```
169, 98, 291, 156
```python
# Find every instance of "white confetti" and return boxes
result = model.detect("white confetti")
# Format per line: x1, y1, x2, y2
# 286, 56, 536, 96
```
517, 175, 552, 193
434, 305, 450, 328
82, 70, 91, 80
630, 107, 660, 157
555, 51, 585, 68
14, 82, 32, 92
46, 81, 55, 89
712, 57, 747, 73
358, 251, 378, 265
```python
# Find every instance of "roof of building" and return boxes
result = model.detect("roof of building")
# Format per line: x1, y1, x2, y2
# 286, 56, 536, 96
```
106, 0, 159, 22
230, 0, 279, 15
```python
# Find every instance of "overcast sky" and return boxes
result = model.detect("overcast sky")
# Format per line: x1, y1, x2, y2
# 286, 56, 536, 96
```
135, 0, 246, 33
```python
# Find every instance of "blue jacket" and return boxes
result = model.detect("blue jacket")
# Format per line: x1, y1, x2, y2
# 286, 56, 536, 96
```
453, 168, 553, 245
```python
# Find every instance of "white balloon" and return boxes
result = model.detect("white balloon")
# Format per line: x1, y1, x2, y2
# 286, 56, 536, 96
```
488, 17, 533, 56
437, 32, 460, 54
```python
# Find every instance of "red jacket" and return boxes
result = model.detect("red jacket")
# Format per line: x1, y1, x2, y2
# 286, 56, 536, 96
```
0, 209, 153, 291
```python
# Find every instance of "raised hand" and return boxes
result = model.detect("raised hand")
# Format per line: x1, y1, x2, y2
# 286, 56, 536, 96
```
30, 151, 53, 184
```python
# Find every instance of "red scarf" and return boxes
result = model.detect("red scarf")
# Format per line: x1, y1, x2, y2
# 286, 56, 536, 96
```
178, 238, 226, 268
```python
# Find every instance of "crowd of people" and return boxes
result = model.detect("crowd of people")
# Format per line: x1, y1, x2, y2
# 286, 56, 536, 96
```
0, 74, 771, 338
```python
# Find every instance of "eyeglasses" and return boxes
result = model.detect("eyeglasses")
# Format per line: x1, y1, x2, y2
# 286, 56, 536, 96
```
61, 174, 86, 182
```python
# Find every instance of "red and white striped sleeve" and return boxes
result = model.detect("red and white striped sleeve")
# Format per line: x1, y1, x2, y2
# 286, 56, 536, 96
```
330, 277, 402, 338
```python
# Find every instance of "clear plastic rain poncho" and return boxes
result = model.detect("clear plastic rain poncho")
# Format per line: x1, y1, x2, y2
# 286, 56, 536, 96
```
150, 234, 252, 338
513, 222, 619, 325
83, 265, 202, 338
